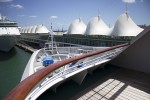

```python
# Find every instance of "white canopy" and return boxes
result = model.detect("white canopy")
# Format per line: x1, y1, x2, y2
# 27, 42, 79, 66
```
110, 12, 143, 36
24, 26, 28, 33
67, 18, 86, 35
85, 16, 109, 35
35, 24, 49, 33
31, 25, 37, 33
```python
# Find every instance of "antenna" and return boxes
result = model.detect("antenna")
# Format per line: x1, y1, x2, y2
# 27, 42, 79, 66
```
51, 22, 53, 30
125, 2, 128, 13
125, 3, 129, 20
98, 9, 100, 21
78, 13, 81, 22
79, 17, 81, 22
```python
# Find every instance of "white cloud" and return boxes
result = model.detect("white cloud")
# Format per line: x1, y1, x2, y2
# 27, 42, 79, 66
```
0, 0, 13, 2
11, 4, 23, 9
29, 16, 37, 18
140, 0, 144, 2
18, 15, 25, 17
50, 16, 58, 19
122, 0, 136, 3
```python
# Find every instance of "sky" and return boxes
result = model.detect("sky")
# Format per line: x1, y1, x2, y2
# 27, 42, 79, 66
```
0, 0, 150, 30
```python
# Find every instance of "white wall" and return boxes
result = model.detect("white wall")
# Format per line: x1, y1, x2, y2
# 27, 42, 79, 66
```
110, 26, 150, 73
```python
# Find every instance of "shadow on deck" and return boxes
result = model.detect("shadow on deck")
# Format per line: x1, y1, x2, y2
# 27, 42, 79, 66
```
71, 66, 150, 100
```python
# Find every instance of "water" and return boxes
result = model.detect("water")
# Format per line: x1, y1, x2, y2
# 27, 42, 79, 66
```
0, 46, 31, 99
0, 46, 118, 100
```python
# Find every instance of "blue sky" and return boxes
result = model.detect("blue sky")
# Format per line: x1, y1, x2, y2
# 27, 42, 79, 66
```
0, 0, 150, 30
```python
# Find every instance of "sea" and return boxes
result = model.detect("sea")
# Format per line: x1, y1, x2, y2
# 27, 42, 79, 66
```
0, 46, 31, 99
0, 46, 118, 100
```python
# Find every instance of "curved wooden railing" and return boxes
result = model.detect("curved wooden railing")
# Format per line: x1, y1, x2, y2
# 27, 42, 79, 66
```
3, 43, 129, 100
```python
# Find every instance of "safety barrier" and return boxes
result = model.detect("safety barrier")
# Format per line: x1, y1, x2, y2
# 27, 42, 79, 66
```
3, 43, 129, 100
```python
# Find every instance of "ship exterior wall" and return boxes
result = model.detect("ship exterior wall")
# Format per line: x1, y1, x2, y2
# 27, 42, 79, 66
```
110, 26, 150, 74
0, 36, 16, 52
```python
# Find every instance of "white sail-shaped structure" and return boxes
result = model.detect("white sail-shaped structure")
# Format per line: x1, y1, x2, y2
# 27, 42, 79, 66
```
28, 26, 33, 33
19, 28, 22, 33
27, 26, 30, 33
23, 26, 26, 33
24, 26, 28, 33
67, 18, 86, 35
21, 28, 23, 33
22, 27, 25, 33
31, 25, 37, 33
35, 24, 49, 33
27, 26, 32, 33
23, 27, 25, 33
85, 15, 109, 35
26, 26, 29, 33
21, 27, 24, 33
20, 24, 49, 34
110, 12, 143, 36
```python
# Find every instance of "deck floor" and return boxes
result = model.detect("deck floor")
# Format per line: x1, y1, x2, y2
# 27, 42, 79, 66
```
72, 68, 150, 100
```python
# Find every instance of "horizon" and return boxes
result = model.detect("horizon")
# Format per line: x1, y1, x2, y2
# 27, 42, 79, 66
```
0, 0, 150, 30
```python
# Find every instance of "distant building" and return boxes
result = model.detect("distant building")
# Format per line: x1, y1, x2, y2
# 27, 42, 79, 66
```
85, 15, 109, 35
67, 12, 144, 37
110, 12, 143, 36
20, 24, 50, 34
67, 18, 86, 35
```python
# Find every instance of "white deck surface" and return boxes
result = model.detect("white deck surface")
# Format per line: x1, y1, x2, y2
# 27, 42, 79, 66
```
73, 68, 150, 100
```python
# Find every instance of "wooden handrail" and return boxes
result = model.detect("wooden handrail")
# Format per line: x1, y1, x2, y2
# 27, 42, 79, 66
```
3, 43, 129, 100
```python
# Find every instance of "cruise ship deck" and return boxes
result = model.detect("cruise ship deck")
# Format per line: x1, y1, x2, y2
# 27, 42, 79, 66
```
4, 26, 150, 100
72, 67, 150, 100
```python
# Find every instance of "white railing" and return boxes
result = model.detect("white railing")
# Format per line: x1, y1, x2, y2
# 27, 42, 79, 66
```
26, 47, 125, 100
